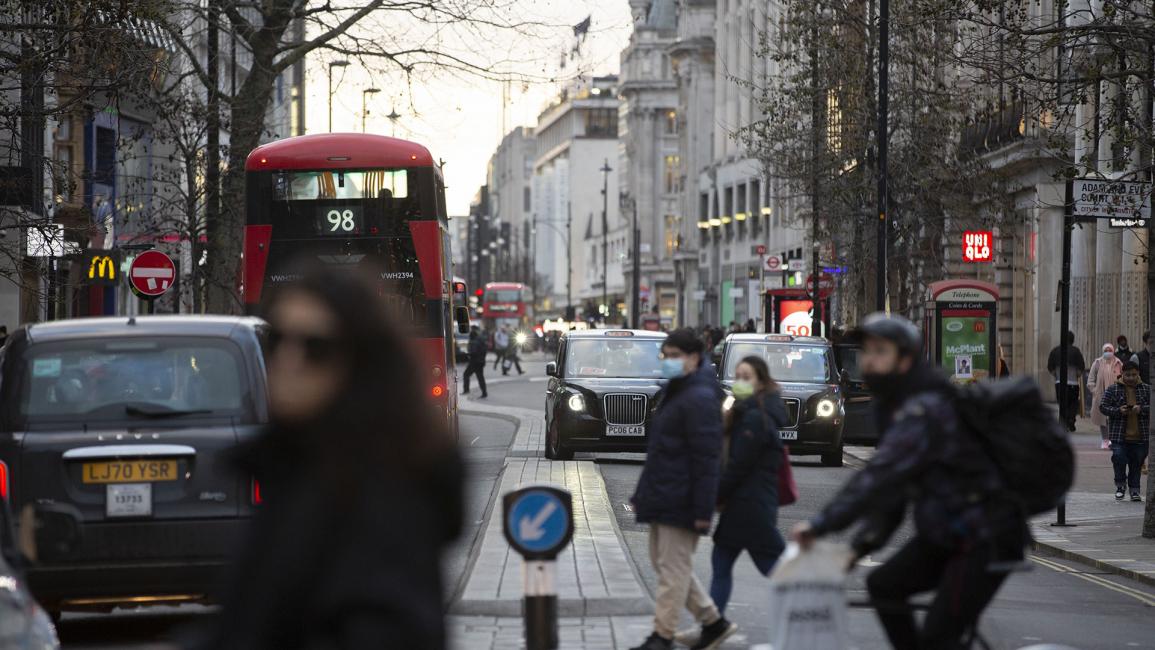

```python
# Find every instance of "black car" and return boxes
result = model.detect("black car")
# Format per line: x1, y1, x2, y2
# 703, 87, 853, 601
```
718, 334, 845, 466
0, 316, 268, 614
544, 329, 667, 459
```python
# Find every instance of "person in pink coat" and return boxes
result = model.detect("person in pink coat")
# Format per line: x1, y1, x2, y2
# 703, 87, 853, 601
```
1089, 343, 1124, 449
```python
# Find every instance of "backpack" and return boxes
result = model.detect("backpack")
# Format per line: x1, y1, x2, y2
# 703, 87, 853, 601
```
955, 376, 1075, 516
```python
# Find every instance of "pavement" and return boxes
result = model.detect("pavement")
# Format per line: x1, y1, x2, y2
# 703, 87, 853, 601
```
844, 414, 1155, 590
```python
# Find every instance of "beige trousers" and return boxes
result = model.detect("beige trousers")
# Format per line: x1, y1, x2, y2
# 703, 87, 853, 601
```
648, 523, 720, 639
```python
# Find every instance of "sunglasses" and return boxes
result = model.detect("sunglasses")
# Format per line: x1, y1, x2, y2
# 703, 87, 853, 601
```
265, 328, 342, 364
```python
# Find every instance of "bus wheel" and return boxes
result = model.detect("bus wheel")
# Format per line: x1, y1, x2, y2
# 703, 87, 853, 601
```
545, 422, 574, 461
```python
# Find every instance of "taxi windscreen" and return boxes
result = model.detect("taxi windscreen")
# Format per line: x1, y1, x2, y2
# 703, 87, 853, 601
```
18, 339, 249, 425
565, 339, 665, 379
724, 343, 833, 383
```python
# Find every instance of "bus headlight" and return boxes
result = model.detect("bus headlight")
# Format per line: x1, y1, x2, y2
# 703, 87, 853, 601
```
567, 394, 586, 412
816, 398, 837, 418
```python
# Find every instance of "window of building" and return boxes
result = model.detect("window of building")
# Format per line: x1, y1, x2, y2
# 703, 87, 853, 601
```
523, 186, 531, 211
585, 109, 618, 138
663, 155, 681, 194
665, 110, 678, 135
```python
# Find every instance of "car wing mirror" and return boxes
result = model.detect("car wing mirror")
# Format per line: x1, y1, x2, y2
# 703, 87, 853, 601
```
546, 361, 558, 377
19, 503, 83, 564
454, 306, 470, 335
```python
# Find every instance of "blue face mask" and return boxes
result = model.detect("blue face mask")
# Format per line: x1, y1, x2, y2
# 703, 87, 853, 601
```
660, 358, 685, 379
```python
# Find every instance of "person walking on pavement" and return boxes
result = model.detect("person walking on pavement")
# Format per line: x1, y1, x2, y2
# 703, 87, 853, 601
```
462, 326, 488, 398
502, 334, 525, 376
1047, 331, 1085, 432
1136, 331, 1152, 385
1089, 343, 1124, 449
629, 328, 735, 650
707, 356, 787, 622
1115, 335, 1135, 365
1099, 361, 1149, 502
791, 313, 1025, 650
492, 324, 510, 371
199, 266, 463, 650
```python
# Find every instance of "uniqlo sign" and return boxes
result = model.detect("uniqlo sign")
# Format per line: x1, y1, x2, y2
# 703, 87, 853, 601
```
962, 231, 993, 263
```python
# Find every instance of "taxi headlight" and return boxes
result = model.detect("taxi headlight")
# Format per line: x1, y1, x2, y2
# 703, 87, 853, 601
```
722, 395, 735, 412
816, 398, 837, 418
515, 332, 528, 345
568, 394, 586, 412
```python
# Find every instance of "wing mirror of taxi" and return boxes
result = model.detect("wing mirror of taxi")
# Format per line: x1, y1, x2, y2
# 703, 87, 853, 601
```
454, 306, 470, 335
839, 369, 851, 385
18, 502, 83, 564
546, 361, 558, 377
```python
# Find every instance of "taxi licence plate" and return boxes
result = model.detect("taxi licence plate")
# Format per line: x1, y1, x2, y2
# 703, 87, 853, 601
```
780, 430, 799, 441
82, 460, 179, 484
106, 483, 152, 518
606, 425, 645, 437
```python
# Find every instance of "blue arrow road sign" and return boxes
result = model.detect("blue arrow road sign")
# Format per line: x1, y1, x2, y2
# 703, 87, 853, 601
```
506, 489, 570, 555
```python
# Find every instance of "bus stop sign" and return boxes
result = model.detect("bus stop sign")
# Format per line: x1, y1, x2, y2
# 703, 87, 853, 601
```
503, 485, 573, 560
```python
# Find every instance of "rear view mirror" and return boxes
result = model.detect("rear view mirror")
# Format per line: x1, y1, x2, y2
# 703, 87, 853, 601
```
454, 306, 470, 335
19, 503, 82, 564
546, 362, 558, 377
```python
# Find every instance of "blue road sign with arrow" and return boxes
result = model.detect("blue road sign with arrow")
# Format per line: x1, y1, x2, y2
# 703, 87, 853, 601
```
503, 485, 574, 559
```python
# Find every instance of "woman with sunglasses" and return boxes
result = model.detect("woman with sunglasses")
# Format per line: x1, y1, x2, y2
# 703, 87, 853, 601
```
197, 265, 463, 650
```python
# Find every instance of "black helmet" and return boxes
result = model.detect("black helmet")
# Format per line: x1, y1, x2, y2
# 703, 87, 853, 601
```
849, 312, 922, 355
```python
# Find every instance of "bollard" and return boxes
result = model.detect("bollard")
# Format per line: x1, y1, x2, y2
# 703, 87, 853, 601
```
1050, 500, 1077, 528
503, 485, 574, 650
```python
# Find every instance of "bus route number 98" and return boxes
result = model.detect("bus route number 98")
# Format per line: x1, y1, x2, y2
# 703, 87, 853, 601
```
318, 206, 362, 235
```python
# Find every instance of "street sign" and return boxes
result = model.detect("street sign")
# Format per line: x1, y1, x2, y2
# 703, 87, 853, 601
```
766, 255, 781, 271
806, 273, 836, 290
755, 244, 767, 255
503, 485, 574, 560
128, 250, 176, 299
1071, 178, 1152, 223
84, 250, 120, 286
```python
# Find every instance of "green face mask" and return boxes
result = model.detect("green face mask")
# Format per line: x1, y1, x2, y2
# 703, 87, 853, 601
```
731, 380, 755, 400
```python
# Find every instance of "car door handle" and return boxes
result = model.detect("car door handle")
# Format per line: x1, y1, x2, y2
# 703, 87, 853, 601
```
62, 444, 197, 460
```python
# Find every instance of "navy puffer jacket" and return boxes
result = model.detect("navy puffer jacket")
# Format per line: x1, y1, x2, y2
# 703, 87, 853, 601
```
713, 393, 787, 550
632, 362, 724, 533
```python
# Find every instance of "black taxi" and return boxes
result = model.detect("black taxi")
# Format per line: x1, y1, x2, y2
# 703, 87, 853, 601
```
544, 329, 667, 459
718, 334, 846, 466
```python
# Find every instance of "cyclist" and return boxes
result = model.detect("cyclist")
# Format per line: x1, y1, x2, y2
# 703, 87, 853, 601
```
791, 313, 1025, 649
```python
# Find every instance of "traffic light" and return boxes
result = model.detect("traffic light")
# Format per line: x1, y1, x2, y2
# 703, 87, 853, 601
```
475, 288, 484, 297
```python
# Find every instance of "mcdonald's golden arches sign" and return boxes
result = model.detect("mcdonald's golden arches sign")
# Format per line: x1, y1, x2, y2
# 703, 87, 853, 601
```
84, 250, 120, 286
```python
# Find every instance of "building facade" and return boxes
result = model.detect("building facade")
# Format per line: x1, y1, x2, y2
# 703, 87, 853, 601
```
485, 127, 536, 286
532, 76, 623, 321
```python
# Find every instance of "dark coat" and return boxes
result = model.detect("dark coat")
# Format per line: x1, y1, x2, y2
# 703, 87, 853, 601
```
632, 362, 724, 532
712, 393, 787, 551
467, 335, 488, 364
196, 428, 464, 650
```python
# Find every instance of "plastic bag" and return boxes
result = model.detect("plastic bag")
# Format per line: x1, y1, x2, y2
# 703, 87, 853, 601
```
765, 541, 852, 650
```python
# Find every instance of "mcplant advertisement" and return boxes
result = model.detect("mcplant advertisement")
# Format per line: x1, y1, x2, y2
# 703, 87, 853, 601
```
941, 316, 989, 383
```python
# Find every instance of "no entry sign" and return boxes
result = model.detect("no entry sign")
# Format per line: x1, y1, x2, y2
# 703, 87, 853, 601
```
129, 250, 176, 299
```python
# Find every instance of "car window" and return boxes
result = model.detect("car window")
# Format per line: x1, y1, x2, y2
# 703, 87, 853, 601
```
835, 345, 864, 382
564, 338, 665, 379
18, 337, 249, 425
723, 342, 832, 383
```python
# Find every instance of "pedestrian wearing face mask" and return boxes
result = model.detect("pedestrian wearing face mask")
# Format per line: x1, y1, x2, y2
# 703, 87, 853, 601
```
629, 328, 731, 650
1089, 343, 1124, 449
690, 356, 787, 648
1099, 361, 1149, 502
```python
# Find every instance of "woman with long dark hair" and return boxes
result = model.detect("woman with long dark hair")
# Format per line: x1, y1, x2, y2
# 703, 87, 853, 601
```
198, 265, 463, 650
708, 355, 788, 623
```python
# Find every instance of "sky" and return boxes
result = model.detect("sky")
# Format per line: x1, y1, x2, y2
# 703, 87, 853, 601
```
301, 1, 635, 215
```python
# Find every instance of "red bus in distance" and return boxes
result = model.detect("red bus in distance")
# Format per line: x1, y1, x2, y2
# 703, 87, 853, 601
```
242, 133, 466, 434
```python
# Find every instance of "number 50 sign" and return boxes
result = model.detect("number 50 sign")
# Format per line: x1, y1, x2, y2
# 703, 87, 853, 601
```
962, 231, 993, 263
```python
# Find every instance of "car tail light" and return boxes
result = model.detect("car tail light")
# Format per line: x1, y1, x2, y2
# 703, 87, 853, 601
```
0, 461, 7, 501
251, 479, 262, 505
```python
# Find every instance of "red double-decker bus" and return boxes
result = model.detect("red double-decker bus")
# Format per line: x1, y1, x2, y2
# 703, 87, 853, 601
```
242, 133, 466, 433
482, 282, 532, 329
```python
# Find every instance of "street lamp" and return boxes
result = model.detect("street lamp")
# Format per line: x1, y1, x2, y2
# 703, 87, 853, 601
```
599, 159, 612, 323
361, 87, 381, 132
620, 192, 640, 329
386, 108, 401, 137
327, 60, 350, 132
